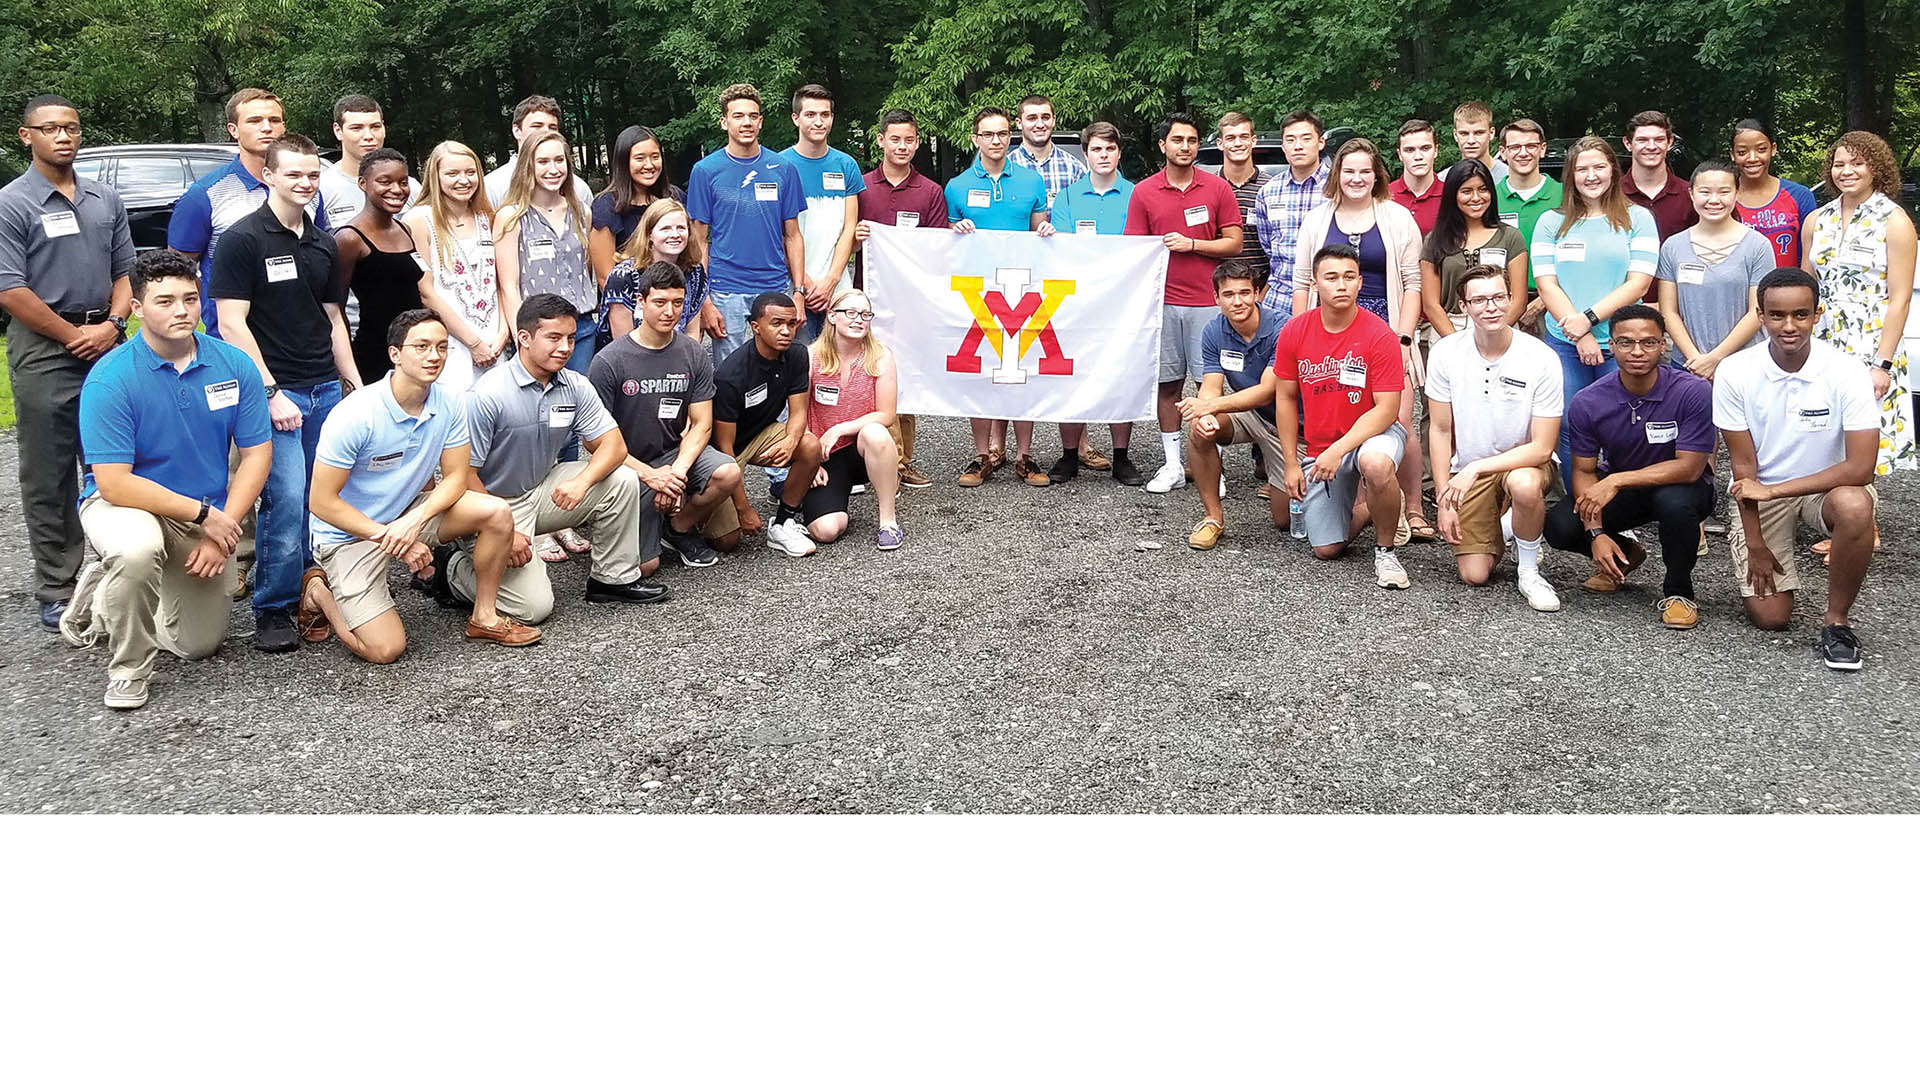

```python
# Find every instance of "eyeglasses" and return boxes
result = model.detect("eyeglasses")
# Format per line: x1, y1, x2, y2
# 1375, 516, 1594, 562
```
1461, 294, 1511, 308
1612, 337, 1665, 352
974, 130, 1011, 142
833, 309, 874, 322
28, 123, 82, 137
1503, 142, 1543, 153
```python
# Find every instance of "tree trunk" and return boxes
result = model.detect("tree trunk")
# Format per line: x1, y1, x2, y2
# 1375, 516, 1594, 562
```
1843, 0, 1873, 131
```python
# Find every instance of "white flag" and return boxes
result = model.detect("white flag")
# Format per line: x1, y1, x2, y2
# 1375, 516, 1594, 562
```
864, 226, 1167, 423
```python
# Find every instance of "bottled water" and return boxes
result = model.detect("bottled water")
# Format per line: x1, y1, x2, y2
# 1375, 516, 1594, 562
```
1289, 497, 1307, 540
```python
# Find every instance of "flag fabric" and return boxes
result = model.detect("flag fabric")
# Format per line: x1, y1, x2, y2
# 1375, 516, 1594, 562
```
863, 225, 1168, 423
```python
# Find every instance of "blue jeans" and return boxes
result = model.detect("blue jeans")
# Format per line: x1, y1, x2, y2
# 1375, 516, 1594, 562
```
708, 290, 756, 364
561, 317, 598, 463
255, 380, 343, 614
800, 308, 825, 345
1546, 332, 1615, 468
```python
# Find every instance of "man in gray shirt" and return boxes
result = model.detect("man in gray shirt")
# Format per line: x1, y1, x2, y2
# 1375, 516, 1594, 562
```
435, 292, 665, 622
0, 95, 135, 630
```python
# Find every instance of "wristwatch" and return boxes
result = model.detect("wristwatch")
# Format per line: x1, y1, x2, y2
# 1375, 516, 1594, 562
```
1586, 527, 1605, 540
1872, 357, 1896, 371
1581, 307, 1599, 327
108, 315, 128, 333
194, 498, 212, 525
1399, 334, 1414, 347
264, 384, 280, 399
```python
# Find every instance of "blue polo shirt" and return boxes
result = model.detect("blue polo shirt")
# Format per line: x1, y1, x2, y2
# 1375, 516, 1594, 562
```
944, 158, 1047, 231
78, 331, 271, 507
166, 154, 328, 338
311, 375, 469, 549
1050, 175, 1134, 235
1200, 310, 1282, 424
685, 146, 807, 294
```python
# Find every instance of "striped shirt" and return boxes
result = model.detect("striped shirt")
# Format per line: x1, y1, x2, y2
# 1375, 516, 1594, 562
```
1249, 160, 1329, 318
1222, 170, 1270, 281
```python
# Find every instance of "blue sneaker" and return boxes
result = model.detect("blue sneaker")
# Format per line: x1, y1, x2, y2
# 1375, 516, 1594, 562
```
876, 523, 903, 551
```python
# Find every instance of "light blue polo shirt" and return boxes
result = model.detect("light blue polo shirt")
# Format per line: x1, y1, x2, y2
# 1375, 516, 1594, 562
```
311, 375, 469, 549
1050, 174, 1134, 235
944, 158, 1048, 231
78, 331, 271, 507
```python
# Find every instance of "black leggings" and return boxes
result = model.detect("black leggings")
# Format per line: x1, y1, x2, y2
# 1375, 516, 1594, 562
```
1543, 479, 1717, 598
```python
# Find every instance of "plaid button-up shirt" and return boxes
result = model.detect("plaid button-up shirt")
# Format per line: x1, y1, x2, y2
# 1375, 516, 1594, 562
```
1250, 160, 1330, 316
1010, 143, 1088, 209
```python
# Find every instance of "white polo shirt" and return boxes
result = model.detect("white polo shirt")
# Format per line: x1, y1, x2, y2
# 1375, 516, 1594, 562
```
1712, 339, 1878, 485
1424, 328, 1563, 470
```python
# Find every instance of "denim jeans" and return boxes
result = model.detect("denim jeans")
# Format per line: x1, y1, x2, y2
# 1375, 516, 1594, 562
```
561, 316, 598, 463
255, 379, 343, 614
708, 290, 756, 364
1545, 332, 1615, 469
800, 308, 825, 345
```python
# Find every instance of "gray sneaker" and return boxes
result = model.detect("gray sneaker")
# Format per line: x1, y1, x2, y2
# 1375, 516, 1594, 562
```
61, 561, 104, 648
104, 677, 148, 710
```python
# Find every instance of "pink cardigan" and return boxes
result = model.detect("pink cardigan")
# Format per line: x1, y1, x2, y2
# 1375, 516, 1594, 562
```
1289, 197, 1424, 331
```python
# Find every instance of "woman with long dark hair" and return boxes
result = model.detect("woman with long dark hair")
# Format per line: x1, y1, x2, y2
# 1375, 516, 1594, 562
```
1420, 159, 1528, 336
589, 125, 685, 286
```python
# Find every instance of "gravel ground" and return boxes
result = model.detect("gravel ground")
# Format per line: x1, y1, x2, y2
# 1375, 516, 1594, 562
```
0, 422, 1915, 814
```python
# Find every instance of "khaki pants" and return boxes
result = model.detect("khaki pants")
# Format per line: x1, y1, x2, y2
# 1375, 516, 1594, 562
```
449, 461, 643, 624
1729, 488, 1879, 597
704, 422, 789, 538
894, 414, 916, 465
77, 498, 235, 681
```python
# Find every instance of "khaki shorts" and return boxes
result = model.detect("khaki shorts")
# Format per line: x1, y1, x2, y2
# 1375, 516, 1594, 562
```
1453, 464, 1556, 557
703, 422, 789, 539
314, 499, 447, 630
1223, 411, 1286, 470
1728, 488, 1878, 597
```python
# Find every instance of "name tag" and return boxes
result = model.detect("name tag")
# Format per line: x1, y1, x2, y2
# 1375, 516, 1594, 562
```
755, 182, 778, 202
895, 211, 920, 228
1840, 243, 1878, 268
744, 383, 769, 408
658, 396, 682, 421
1479, 246, 1508, 269
1644, 420, 1678, 444
1183, 204, 1210, 227
477, 238, 494, 248
410, 252, 430, 273
823, 172, 845, 192
1795, 406, 1832, 432
41, 211, 80, 238
1557, 240, 1586, 263
203, 379, 240, 411
528, 238, 556, 262
1498, 212, 1519, 227
967, 188, 991, 209
1499, 374, 1527, 398
547, 403, 576, 428
1338, 361, 1368, 388
1677, 261, 1708, 286
1220, 349, 1246, 373
264, 255, 298, 283
1076, 220, 1098, 235
814, 384, 840, 406
368, 450, 404, 472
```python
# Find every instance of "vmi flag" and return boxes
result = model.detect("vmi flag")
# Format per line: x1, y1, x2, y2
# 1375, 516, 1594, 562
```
864, 225, 1168, 423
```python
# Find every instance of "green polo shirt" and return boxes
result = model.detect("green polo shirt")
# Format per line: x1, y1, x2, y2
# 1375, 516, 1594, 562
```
1497, 174, 1562, 290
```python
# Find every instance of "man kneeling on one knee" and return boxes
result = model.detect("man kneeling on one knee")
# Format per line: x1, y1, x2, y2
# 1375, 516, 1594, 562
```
432, 292, 667, 622
301, 309, 541, 662
1177, 257, 1290, 550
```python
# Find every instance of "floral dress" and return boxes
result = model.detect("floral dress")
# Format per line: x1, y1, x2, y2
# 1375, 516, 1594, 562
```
1807, 191, 1915, 473
424, 213, 501, 395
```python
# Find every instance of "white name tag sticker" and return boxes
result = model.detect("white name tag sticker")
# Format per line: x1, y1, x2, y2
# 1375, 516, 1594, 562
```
823, 172, 845, 192
367, 450, 404, 472
547, 403, 576, 428
658, 396, 682, 421
264, 255, 298, 283
895, 211, 919, 228
743, 383, 769, 408
1183, 204, 1210, 227
1840, 243, 1877, 268
814, 384, 840, 406
528, 238, 556, 262
410, 252, 431, 273
1220, 349, 1246, 373
41, 211, 80, 238
1795, 407, 1832, 432
1557, 240, 1586, 263
755, 182, 779, 202
1644, 420, 1678, 444
1479, 246, 1508, 269
1677, 262, 1708, 286
1498, 212, 1520, 227
1338, 361, 1368, 388
203, 379, 240, 411
967, 188, 991, 209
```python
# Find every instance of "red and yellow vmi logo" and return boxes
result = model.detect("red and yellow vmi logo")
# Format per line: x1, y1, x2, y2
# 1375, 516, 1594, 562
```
946, 269, 1075, 384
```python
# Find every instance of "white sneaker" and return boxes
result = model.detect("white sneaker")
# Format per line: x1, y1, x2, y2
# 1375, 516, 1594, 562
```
1146, 461, 1187, 493
61, 560, 104, 648
1517, 568, 1561, 612
766, 518, 817, 558
1218, 476, 1226, 498
1374, 548, 1410, 589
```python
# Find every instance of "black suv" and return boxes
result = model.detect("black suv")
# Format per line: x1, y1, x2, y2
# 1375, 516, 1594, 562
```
74, 143, 238, 250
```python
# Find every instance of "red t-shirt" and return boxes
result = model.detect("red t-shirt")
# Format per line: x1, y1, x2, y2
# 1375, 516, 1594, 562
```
1271, 307, 1404, 457
1124, 169, 1244, 306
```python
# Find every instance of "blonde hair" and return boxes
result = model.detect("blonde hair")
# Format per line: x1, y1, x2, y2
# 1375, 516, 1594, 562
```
417, 140, 496, 272
1554, 136, 1633, 238
616, 198, 706, 271
495, 131, 588, 246
811, 289, 883, 378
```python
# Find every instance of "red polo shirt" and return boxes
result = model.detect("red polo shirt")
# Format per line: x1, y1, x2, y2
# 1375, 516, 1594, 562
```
1124, 168, 1243, 306
1389, 174, 1443, 234
1627, 169, 1697, 298
857, 166, 949, 229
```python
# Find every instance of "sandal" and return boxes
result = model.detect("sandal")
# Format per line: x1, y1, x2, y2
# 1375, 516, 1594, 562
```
1814, 530, 1882, 563
535, 534, 569, 563
1406, 513, 1438, 543
297, 567, 333, 643
557, 527, 593, 554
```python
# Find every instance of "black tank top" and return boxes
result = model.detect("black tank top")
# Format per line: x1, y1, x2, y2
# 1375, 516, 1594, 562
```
344, 224, 426, 384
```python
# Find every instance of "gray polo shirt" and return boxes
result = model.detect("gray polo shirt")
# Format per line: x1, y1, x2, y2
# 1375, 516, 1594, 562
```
465, 356, 619, 499
0, 166, 134, 312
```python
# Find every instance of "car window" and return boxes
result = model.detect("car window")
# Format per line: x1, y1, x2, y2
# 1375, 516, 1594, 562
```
73, 157, 109, 182
114, 156, 187, 195
186, 154, 228, 180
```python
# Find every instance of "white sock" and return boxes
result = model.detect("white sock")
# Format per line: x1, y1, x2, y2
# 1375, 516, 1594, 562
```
1500, 508, 1515, 543
1516, 535, 1542, 574
1161, 431, 1181, 465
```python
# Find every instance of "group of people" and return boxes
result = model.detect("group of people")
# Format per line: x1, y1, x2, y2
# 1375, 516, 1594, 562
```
0, 84, 1911, 710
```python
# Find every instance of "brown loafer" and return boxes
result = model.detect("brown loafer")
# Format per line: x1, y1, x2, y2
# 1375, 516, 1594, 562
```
958, 454, 991, 488
1016, 456, 1051, 487
466, 615, 542, 647
297, 567, 332, 643
1659, 596, 1699, 630
1188, 518, 1224, 550
1079, 446, 1112, 471
1581, 538, 1647, 593
985, 446, 1006, 471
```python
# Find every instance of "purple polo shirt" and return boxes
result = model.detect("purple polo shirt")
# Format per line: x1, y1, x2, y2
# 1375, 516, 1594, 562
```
1627, 171, 1698, 299
857, 167, 949, 229
1565, 366, 1716, 476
